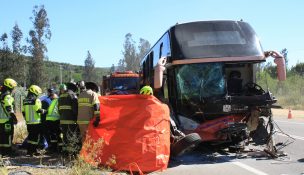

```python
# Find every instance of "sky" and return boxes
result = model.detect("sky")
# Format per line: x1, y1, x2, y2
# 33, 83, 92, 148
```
0, 0, 303, 68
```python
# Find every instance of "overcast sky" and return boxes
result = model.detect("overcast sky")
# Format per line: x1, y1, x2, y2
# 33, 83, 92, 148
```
0, 0, 303, 67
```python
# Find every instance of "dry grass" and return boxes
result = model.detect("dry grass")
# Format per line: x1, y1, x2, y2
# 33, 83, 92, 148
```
6, 115, 116, 175
0, 156, 8, 175
70, 136, 114, 175
13, 122, 28, 144
272, 108, 304, 119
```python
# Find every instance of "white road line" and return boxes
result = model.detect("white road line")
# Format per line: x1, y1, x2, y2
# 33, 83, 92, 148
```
277, 133, 304, 141
232, 161, 269, 175
275, 120, 304, 125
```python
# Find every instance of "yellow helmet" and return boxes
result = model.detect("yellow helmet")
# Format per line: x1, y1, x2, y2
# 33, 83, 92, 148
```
29, 85, 42, 96
4, 78, 17, 89
140, 85, 153, 95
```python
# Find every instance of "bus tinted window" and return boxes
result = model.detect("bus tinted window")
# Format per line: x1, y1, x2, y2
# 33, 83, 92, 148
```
188, 31, 246, 46
171, 21, 263, 59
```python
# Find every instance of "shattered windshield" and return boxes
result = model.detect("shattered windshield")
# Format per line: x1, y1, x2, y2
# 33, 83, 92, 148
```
111, 77, 139, 90
176, 63, 225, 102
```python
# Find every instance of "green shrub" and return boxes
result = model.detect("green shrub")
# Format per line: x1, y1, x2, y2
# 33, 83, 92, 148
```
257, 71, 304, 109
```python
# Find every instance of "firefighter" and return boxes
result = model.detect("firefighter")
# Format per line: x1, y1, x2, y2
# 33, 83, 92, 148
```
40, 88, 55, 149
22, 85, 46, 155
0, 78, 18, 155
77, 81, 100, 142
45, 92, 60, 152
140, 85, 153, 95
58, 83, 80, 154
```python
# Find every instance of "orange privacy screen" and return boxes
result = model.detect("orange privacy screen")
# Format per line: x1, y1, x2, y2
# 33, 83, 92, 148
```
81, 95, 170, 173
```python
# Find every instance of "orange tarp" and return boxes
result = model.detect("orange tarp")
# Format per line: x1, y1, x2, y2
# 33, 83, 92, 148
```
81, 95, 170, 172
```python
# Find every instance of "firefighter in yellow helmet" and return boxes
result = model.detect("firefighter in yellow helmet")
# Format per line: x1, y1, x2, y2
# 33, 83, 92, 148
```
140, 85, 153, 95
0, 78, 18, 155
22, 85, 46, 155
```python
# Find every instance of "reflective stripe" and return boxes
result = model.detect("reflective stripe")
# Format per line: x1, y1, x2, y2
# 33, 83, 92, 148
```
94, 111, 100, 115
78, 98, 90, 103
50, 140, 58, 143
24, 99, 41, 124
46, 99, 60, 121
60, 120, 76, 124
46, 115, 60, 121
0, 118, 9, 123
0, 95, 11, 123
77, 120, 90, 124
27, 134, 40, 145
0, 135, 11, 147
79, 103, 93, 107
59, 106, 72, 110
60, 94, 69, 97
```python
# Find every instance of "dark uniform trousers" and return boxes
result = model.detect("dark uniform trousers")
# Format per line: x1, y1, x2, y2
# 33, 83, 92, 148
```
45, 120, 61, 151
27, 124, 42, 154
0, 120, 14, 155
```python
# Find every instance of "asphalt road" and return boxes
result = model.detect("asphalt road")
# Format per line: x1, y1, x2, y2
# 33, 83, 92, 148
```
154, 117, 304, 175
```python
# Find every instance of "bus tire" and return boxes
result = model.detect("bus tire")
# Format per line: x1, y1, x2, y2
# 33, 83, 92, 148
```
171, 133, 202, 157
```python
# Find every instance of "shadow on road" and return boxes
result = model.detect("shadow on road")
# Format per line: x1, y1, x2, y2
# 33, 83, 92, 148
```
168, 149, 235, 168
168, 144, 279, 168
297, 158, 304, 163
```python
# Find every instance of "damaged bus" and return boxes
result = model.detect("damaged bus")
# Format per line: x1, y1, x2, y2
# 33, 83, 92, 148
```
140, 20, 286, 156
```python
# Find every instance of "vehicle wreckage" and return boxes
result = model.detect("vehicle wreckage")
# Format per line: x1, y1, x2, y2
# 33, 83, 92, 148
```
139, 20, 286, 156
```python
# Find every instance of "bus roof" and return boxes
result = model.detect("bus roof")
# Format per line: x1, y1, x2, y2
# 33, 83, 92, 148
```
141, 20, 265, 65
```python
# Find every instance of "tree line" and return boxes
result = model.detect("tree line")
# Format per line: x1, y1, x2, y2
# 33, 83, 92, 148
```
258, 48, 304, 109
112, 33, 151, 73
0, 5, 152, 89
263, 48, 304, 79
0, 5, 106, 89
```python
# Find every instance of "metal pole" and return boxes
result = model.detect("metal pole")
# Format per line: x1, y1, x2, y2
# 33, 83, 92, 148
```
60, 64, 62, 84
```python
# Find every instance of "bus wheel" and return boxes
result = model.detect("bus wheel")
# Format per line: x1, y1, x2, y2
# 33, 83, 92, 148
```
171, 133, 202, 157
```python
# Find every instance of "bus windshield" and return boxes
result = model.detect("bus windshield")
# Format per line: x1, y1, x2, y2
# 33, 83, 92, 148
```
172, 21, 264, 59
176, 63, 225, 102
111, 77, 139, 90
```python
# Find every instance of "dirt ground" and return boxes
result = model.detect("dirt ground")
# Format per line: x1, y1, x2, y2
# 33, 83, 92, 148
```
272, 108, 304, 119
3, 108, 303, 175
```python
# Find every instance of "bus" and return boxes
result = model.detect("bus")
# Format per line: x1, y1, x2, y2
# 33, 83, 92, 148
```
102, 71, 140, 95
140, 20, 286, 156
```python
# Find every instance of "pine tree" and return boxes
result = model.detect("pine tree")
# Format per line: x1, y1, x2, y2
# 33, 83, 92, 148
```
280, 48, 288, 70
11, 23, 27, 86
122, 33, 137, 71
137, 38, 150, 68
117, 58, 125, 71
27, 5, 51, 87
120, 34, 150, 72
0, 33, 11, 81
110, 64, 115, 73
83, 51, 96, 82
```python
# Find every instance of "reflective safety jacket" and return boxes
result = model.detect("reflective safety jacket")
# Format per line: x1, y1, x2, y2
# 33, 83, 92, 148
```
0, 91, 14, 123
77, 89, 100, 124
58, 90, 78, 124
46, 98, 60, 121
22, 95, 42, 124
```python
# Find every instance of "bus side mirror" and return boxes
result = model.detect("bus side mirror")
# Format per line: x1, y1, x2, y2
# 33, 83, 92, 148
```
154, 57, 167, 89
265, 51, 286, 81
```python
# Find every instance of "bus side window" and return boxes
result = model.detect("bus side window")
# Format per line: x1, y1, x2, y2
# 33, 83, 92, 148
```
159, 43, 163, 58
144, 59, 149, 84
143, 60, 146, 83
149, 52, 154, 86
